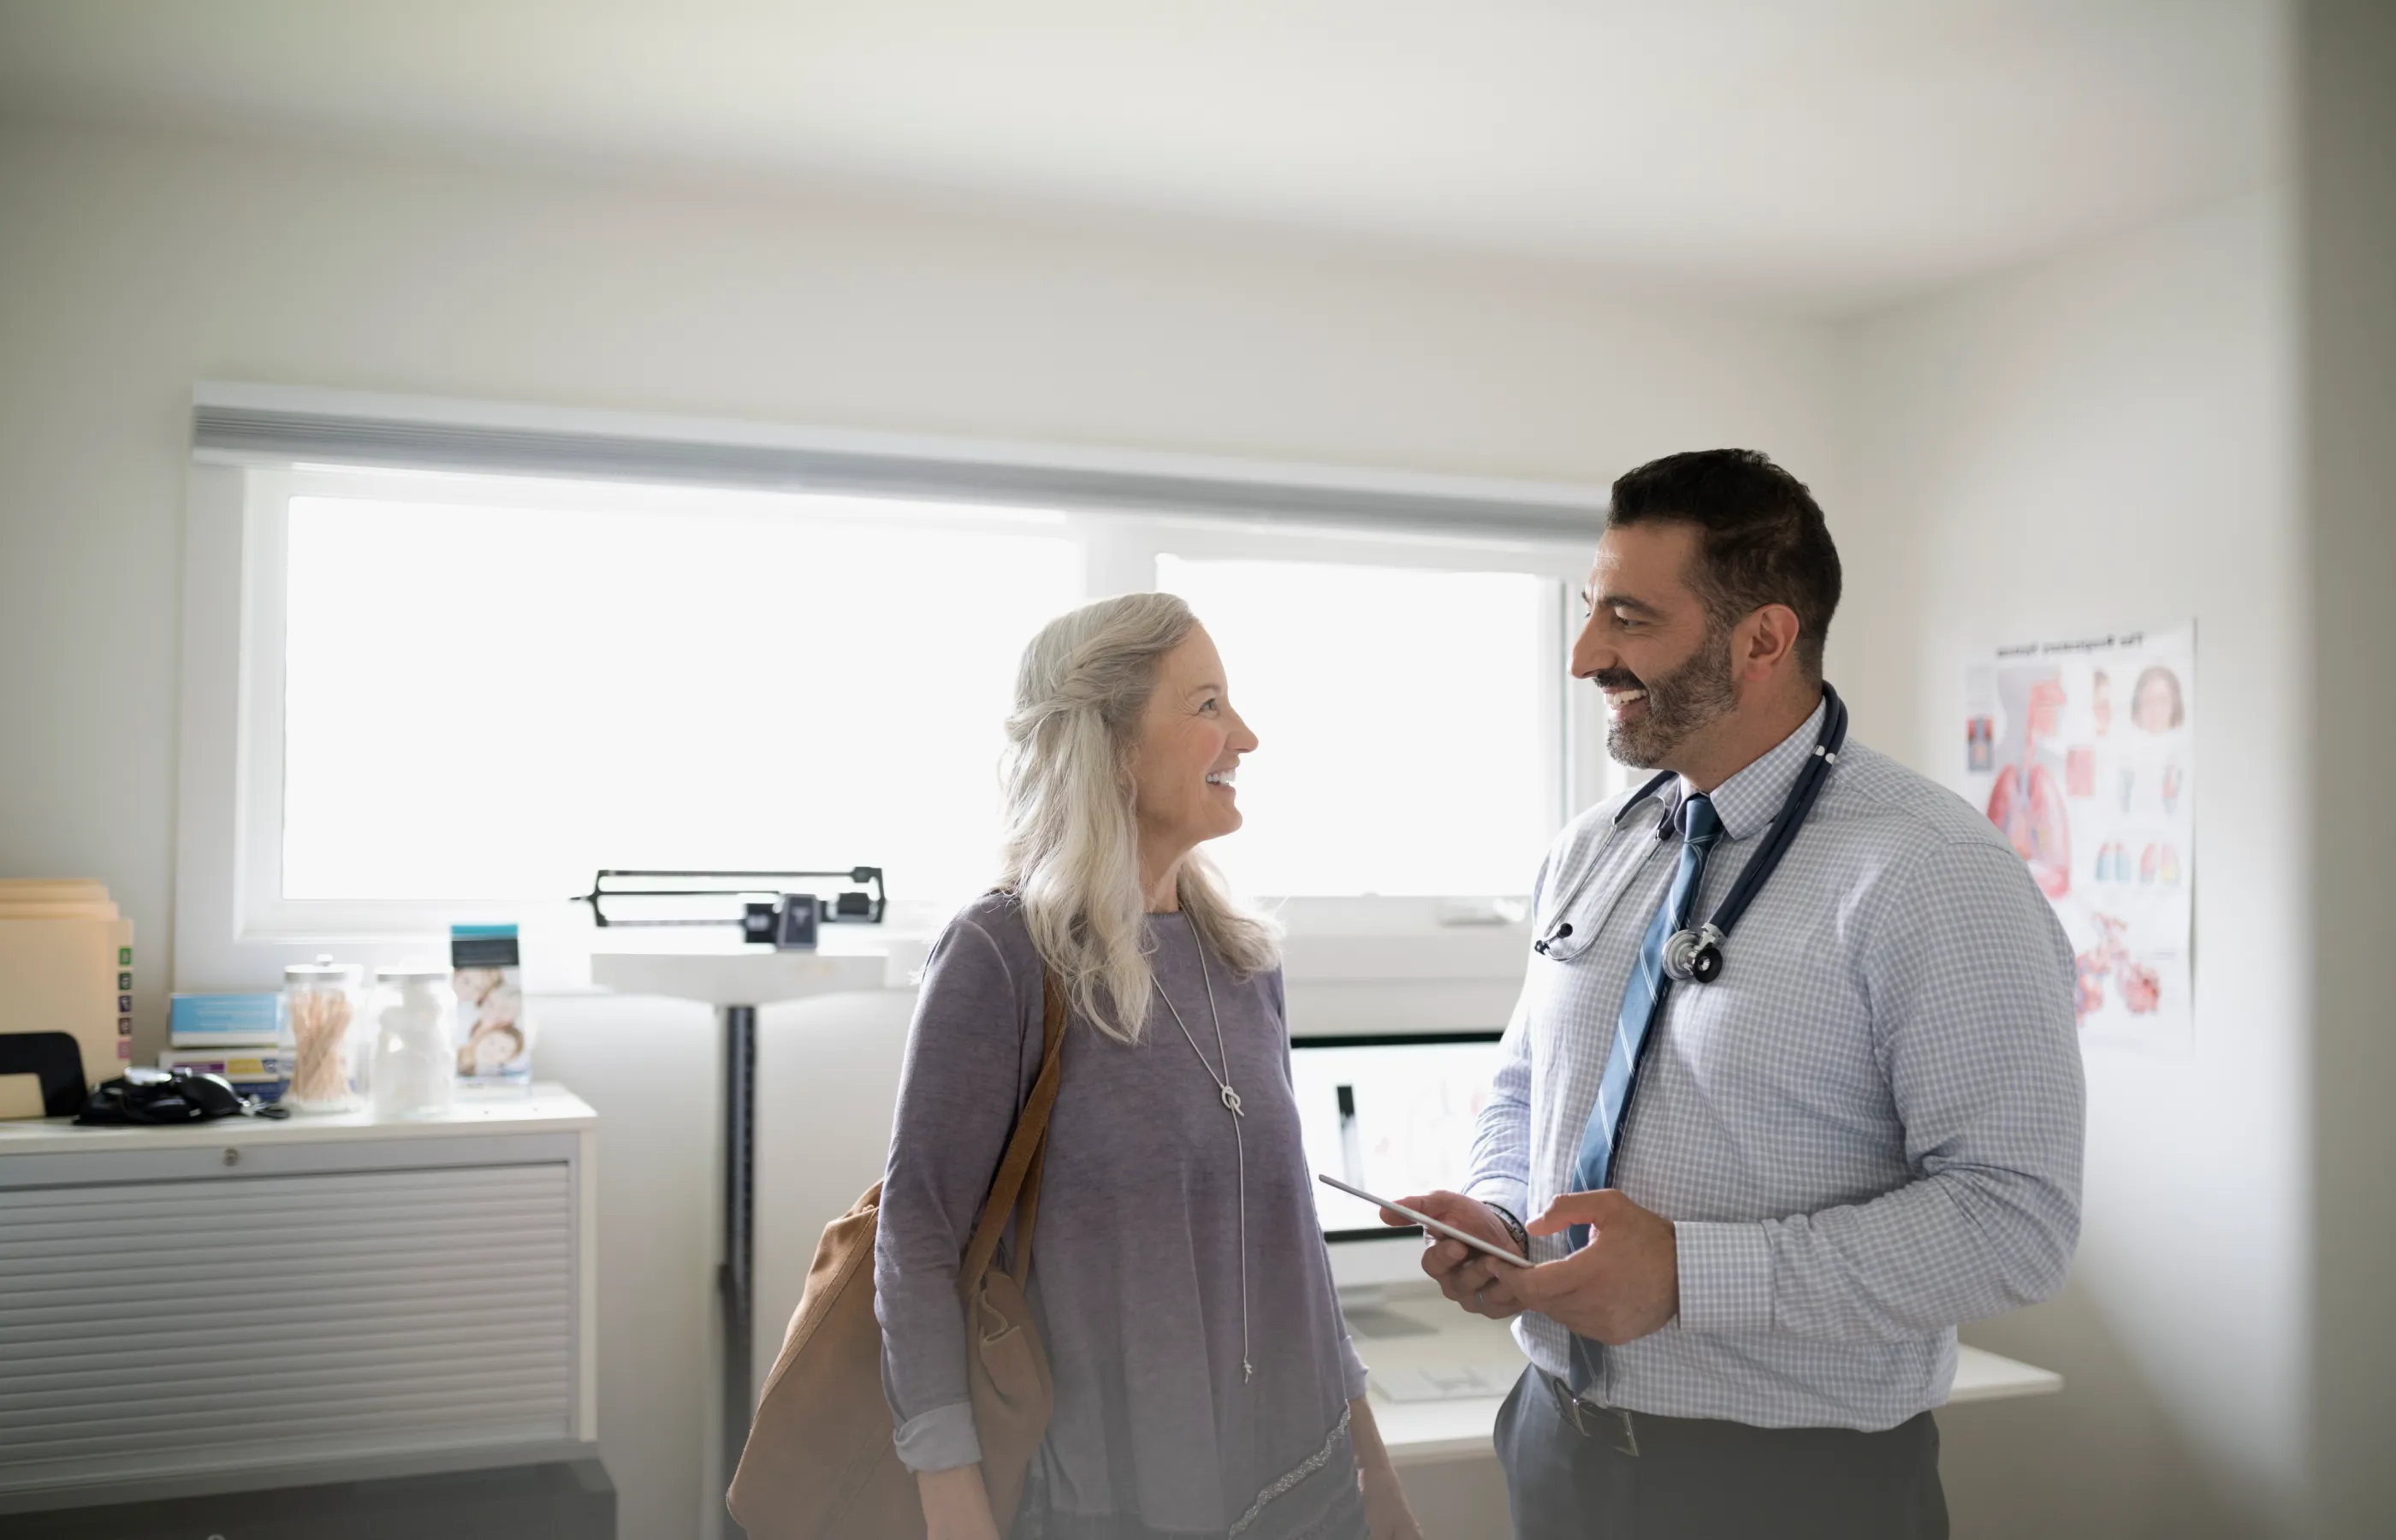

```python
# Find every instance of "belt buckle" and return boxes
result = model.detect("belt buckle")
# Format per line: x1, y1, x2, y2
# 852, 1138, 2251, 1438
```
1547, 1373, 1640, 1458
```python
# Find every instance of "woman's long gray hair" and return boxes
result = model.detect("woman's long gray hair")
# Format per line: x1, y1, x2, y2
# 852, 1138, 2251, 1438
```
999, 593, 1279, 1044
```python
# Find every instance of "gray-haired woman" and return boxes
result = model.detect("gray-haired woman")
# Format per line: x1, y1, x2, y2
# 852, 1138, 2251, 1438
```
875, 594, 1422, 1540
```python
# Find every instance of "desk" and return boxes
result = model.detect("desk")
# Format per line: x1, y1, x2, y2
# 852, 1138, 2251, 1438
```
1344, 1288, 2062, 1466
0, 1080, 596, 1152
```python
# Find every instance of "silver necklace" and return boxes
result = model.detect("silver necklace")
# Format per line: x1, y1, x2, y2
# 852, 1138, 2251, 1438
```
1153, 929, 1253, 1383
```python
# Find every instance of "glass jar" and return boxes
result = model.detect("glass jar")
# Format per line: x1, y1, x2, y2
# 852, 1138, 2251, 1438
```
369, 965, 458, 1120
282, 957, 368, 1112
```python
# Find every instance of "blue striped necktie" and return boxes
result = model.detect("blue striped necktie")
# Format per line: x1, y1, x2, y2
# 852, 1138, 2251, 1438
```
1568, 791, 1723, 1248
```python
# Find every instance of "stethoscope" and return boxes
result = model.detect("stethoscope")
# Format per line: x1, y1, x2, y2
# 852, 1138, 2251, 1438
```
1533, 684, 1849, 986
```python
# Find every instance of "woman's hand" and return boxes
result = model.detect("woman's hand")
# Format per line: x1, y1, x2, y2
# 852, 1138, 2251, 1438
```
1348, 1398, 1426, 1540
917, 1463, 1003, 1540
1361, 1465, 1425, 1540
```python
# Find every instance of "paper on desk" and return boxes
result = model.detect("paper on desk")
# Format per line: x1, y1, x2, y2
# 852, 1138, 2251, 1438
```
0, 1075, 43, 1120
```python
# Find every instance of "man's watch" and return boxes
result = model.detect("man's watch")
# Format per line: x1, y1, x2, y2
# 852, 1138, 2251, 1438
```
1483, 1201, 1533, 1258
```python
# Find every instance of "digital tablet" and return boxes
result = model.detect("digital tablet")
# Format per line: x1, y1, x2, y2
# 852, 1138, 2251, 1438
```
1314, 1174, 1533, 1267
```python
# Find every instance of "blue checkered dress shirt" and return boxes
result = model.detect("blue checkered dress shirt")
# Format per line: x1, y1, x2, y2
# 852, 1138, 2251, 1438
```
1465, 701, 2085, 1430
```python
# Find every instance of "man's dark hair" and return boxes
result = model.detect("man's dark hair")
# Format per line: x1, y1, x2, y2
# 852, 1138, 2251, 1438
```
1606, 448, 1842, 680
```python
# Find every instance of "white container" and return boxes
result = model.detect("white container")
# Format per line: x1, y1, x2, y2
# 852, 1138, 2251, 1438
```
368, 966, 458, 1120
282, 957, 368, 1112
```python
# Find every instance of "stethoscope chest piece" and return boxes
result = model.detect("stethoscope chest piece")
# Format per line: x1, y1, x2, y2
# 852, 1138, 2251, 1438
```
1661, 923, 1726, 984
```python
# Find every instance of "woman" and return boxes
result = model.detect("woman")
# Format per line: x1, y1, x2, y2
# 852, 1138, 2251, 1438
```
875, 594, 1421, 1540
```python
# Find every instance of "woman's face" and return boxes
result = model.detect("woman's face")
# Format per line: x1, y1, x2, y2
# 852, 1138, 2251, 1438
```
1129, 625, 1258, 865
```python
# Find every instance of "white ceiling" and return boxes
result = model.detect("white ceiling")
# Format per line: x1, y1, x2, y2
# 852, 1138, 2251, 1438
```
0, 0, 2285, 315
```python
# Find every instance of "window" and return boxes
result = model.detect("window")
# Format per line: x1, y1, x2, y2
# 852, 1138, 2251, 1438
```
278, 474, 1081, 906
1158, 554, 1562, 897
181, 421, 1608, 986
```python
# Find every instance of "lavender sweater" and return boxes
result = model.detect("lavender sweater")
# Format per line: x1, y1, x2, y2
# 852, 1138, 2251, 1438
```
874, 895, 1368, 1537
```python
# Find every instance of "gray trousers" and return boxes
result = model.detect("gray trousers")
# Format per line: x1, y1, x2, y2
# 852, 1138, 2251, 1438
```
1493, 1367, 1948, 1540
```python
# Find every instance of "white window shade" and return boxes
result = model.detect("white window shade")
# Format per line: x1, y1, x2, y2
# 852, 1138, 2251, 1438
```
191, 382, 1606, 542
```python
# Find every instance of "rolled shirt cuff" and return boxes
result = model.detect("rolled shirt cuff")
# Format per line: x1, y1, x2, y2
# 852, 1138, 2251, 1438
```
1674, 1220, 1774, 1335
893, 1400, 982, 1473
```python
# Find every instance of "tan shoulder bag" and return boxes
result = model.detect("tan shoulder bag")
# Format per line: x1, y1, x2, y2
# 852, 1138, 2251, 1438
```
728, 972, 1068, 1539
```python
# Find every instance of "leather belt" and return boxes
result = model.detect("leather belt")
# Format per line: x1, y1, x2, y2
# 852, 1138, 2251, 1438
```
1541, 1370, 1640, 1458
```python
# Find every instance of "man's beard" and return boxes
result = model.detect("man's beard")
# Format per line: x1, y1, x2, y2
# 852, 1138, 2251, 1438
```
1602, 629, 1740, 768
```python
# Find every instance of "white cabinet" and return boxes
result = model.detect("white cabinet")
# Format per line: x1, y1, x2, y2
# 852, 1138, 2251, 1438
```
0, 1087, 597, 1507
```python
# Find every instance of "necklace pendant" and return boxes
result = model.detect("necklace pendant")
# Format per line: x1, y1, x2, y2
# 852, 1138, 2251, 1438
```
1220, 1085, 1243, 1116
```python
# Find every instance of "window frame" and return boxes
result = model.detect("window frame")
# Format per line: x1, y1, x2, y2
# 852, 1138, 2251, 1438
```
175, 442, 1616, 995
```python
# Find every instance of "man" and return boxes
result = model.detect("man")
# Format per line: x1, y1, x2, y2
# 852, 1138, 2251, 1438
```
1393, 450, 2083, 1538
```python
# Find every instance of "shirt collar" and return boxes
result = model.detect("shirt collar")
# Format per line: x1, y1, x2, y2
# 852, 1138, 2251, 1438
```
1680, 696, 1831, 841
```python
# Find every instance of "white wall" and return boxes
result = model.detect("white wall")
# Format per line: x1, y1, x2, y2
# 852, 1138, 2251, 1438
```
1841, 191, 2303, 1536
531, 993, 722, 1540
0, 118, 1844, 1538
2298, 2, 2396, 1530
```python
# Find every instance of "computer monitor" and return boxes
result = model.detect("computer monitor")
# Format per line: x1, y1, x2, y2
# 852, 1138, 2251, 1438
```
1287, 1031, 1508, 1290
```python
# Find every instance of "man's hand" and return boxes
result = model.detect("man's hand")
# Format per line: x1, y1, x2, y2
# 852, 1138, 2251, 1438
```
1385, 1191, 1527, 1320
1513, 1189, 1679, 1346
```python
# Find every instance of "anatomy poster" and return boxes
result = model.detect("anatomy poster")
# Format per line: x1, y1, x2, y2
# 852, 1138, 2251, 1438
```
1965, 625, 2194, 1053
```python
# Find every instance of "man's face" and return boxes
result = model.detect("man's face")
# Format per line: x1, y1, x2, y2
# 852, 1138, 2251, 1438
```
1571, 523, 1739, 770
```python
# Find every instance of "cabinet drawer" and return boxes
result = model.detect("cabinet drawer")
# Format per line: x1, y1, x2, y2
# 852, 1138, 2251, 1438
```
0, 1147, 580, 1495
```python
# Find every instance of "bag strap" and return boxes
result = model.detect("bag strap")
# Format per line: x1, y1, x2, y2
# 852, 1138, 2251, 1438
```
957, 968, 1068, 1299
